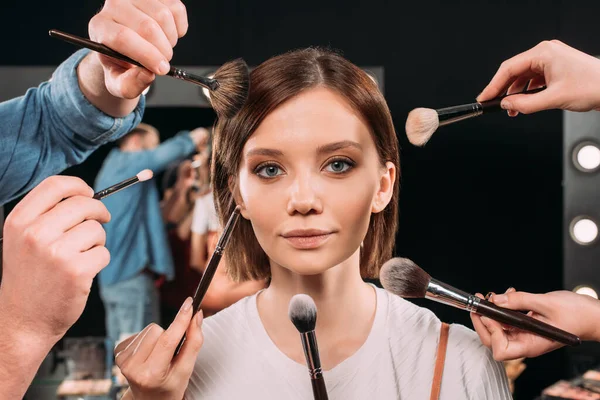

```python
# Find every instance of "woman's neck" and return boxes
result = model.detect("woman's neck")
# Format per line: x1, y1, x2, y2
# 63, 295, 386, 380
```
256, 248, 377, 370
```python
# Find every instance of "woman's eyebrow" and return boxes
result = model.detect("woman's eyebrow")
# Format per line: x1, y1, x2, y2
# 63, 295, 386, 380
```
316, 140, 362, 155
245, 148, 284, 158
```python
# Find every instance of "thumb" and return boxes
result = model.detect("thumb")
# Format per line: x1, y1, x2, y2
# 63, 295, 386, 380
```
104, 65, 155, 100
174, 310, 204, 376
501, 87, 559, 115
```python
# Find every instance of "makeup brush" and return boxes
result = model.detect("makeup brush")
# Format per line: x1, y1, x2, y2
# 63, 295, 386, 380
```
289, 294, 329, 400
174, 205, 241, 355
0, 169, 153, 245
49, 29, 249, 118
405, 87, 546, 146
93, 169, 153, 199
380, 257, 581, 346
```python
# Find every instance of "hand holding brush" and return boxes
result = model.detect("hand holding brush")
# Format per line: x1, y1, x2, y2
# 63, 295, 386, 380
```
50, 29, 249, 118
406, 40, 600, 147
380, 258, 581, 350
471, 288, 600, 361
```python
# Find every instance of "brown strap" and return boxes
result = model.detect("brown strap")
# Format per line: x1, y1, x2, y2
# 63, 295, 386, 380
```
429, 322, 450, 400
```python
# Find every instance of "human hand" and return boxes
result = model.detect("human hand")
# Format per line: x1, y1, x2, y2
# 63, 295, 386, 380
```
88, 0, 188, 99
189, 127, 210, 151
115, 297, 204, 400
1, 176, 111, 342
471, 288, 600, 360
477, 40, 600, 116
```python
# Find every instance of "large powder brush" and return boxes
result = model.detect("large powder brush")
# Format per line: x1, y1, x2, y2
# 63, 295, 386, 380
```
380, 257, 580, 347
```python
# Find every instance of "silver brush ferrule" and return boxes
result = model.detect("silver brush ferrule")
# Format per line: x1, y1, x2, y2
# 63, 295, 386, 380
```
301, 331, 323, 380
425, 278, 480, 312
438, 103, 483, 126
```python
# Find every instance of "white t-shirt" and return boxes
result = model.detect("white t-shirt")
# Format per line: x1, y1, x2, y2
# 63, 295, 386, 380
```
191, 192, 219, 235
185, 287, 512, 400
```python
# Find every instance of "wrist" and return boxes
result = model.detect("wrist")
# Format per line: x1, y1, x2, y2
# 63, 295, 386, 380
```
0, 291, 62, 353
0, 297, 60, 397
77, 53, 140, 118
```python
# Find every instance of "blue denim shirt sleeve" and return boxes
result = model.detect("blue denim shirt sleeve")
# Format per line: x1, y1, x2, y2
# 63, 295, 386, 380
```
0, 49, 146, 205
130, 131, 196, 174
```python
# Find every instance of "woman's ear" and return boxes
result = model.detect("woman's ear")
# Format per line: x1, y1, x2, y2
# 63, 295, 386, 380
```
228, 176, 250, 219
372, 161, 396, 213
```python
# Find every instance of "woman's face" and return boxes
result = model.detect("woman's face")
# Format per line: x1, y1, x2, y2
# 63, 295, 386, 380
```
237, 87, 394, 275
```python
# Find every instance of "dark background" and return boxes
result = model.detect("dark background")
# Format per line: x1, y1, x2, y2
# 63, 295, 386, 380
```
3, 1, 600, 398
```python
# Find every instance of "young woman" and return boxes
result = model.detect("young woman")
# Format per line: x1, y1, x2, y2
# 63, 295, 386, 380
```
115, 48, 512, 400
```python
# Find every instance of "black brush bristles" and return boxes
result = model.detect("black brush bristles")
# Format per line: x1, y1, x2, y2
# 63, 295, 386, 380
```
210, 58, 250, 118
288, 294, 317, 333
380, 257, 431, 298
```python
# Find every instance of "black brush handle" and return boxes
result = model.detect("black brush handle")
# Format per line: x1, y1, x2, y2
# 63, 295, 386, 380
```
311, 377, 329, 400
480, 87, 546, 110
476, 299, 581, 346
437, 87, 546, 125
49, 29, 218, 90
173, 207, 241, 356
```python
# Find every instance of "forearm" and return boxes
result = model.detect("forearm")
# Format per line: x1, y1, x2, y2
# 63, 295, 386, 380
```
0, 305, 58, 399
77, 53, 141, 118
589, 301, 600, 342
176, 210, 194, 241
165, 190, 192, 224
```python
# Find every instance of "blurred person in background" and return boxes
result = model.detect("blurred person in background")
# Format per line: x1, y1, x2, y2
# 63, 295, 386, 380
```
95, 123, 208, 347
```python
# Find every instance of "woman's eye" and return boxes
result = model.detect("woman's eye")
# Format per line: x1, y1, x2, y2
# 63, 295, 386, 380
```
325, 159, 353, 173
256, 164, 283, 178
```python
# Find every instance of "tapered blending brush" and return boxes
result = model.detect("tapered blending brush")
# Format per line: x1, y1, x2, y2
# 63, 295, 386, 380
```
289, 294, 329, 400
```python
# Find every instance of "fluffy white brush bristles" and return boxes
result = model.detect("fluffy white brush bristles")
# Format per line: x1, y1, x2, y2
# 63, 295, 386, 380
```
405, 108, 439, 146
136, 169, 154, 182
288, 294, 317, 333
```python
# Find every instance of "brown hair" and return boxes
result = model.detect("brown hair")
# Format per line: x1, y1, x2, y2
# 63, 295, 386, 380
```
213, 48, 400, 282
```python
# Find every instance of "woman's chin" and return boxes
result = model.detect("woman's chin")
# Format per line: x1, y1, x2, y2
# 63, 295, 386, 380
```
272, 248, 356, 276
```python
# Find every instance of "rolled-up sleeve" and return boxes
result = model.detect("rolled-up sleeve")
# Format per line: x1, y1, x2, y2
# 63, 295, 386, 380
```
0, 49, 145, 205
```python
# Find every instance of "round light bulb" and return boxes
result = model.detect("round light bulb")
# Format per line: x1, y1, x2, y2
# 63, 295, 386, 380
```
574, 286, 599, 299
571, 218, 598, 245
576, 144, 600, 171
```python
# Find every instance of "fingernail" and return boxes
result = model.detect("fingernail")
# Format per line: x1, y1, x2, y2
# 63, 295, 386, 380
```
158, 60, 170, 75
501, 100, 512, 111
197, 310, 204, 327
182, 297, 193, 312
494, 294, 508, 306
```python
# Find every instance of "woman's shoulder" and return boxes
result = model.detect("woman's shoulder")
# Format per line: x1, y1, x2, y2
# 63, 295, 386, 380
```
201, 294, 256, 336
378, 288, 511, 398
379, 287, 491, 354
378, 286, 441, 332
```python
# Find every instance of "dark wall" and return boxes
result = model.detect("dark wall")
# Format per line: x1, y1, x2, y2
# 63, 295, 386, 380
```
3, 1, 600, 398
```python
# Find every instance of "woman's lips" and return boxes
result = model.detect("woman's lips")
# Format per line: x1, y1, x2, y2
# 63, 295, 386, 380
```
281, 230, 335, 249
